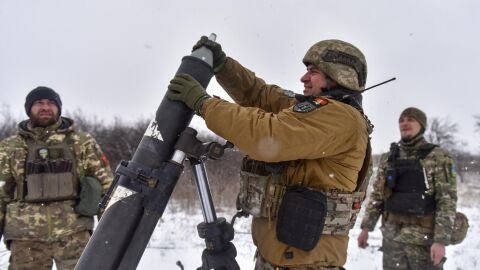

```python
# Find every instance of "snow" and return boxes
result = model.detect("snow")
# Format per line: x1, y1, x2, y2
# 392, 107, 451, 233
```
0, 181, 478, 269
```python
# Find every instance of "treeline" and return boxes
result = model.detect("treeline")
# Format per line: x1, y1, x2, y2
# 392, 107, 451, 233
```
1, 105, 479, 209
0, 106, 244, 210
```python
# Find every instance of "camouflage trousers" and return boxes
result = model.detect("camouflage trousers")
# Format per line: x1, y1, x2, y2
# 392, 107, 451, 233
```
381, 237, 439, 270
8, 230, 90, 270
254, 251, 345, 270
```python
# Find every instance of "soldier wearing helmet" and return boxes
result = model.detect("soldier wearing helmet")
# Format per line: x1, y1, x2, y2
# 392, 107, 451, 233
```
167, 37, 373, 269
358, 107, 461, 270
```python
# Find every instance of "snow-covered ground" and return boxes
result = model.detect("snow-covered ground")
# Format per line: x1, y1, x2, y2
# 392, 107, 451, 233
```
137, 188, 480, 270
1, 181, 478, 269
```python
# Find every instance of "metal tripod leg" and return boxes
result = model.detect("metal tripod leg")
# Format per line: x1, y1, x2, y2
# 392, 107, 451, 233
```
190, 158, 240, 270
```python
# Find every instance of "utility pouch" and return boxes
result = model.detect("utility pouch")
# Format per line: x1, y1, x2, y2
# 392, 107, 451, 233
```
385, 167, 396, 189
236, 158, 285, 218
75, 176, 103, 216
24, 172, 77, 202
237, 171, 269, 217
450, 212, 469, 245
276, 186, 327, 251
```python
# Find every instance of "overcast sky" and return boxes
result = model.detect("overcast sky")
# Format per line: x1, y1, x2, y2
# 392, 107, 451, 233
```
1, 0, 479, 154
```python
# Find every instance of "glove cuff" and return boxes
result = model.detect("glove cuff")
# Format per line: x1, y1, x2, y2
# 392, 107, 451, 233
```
213, 57, 227, 73
194, 95, 211, 116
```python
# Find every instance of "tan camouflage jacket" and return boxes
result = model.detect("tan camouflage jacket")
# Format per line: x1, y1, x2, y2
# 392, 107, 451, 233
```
360, 136, 457, 245
202, 58, 370, 267
0, 117, 113, 242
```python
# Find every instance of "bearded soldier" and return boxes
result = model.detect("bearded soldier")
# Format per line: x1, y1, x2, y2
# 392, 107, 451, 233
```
358, 107, 458, 270
0, 87, 113, 270
167, 37, 373, 269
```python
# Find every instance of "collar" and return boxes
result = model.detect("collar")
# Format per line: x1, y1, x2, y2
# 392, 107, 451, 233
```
18, 117, 74, 140
400, 135, 427, 149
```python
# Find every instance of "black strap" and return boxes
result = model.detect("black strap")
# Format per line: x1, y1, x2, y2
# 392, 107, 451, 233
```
355, 140, 372, 193
387, 142, 400, 162
322, 49, 366, 87
416, 143, 438, 159
387, 142, 436, 164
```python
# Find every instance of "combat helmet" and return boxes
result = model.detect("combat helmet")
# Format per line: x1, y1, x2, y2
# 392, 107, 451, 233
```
303, 39, 367, 91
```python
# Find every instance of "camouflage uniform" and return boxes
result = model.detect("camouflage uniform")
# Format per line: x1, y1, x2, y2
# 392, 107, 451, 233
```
360, 135, 457, 270
0, 117, 113, 270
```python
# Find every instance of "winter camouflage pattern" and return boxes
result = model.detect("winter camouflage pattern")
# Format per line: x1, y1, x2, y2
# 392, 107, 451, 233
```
0, 117, 113, 242
303, 40, 367, 91
360, 136, 457, 267
8, 230, 90, 270
254, 252, 345, 270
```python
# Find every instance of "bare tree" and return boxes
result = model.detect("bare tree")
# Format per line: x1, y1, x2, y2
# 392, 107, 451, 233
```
1, 106, 242, 208
0, 104, 18, 140
475, 114, 480, 134
425, 117, 459, 151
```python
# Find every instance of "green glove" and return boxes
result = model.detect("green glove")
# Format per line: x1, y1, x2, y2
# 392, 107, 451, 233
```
167, 74, 211, 115
192, 36, 227, 73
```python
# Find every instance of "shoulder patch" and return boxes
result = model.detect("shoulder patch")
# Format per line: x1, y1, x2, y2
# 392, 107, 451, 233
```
312, 97, 329, 106
282, 89, 296, 98
293, 101, 317, 113
292, 97, 329, 113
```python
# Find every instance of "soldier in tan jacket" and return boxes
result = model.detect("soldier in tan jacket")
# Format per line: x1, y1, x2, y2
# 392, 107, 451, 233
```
167, 37, 372, 269
0, 87, 113, 270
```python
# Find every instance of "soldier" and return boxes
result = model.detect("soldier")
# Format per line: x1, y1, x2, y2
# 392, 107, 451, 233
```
357, 107, 457, 270
167, 37, 373, 269
0, 86, 113, 270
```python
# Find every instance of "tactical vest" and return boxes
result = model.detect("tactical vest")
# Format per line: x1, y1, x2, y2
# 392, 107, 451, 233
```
385, 143, 437, 215
16, 138, 79, 202
237, 141, 372, 236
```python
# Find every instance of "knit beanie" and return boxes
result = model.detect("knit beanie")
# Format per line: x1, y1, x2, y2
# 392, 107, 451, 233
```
399, 107, 427, 130
24, 86, 62, 116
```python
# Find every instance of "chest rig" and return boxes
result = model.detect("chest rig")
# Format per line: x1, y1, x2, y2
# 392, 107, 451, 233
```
16, 136, 79, 202
385, 142, 437, 215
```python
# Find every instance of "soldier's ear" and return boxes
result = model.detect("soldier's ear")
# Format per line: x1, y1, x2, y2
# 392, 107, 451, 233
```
326, 77, 337, 90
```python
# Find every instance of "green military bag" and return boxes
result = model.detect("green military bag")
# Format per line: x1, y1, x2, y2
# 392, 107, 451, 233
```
450, 211, 469, 245
74, 176, 102, 216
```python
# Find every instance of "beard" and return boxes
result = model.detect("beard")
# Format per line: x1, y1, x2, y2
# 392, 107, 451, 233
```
30, 110, 59, 127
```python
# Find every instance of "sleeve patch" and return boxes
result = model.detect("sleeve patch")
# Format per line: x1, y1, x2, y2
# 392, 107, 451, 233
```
312, 97, 329, 106
292, 97, 329, 113
101, 153, 110, 167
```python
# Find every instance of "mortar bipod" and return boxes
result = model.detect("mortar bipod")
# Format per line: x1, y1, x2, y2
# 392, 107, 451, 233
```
172, 127, 239, 270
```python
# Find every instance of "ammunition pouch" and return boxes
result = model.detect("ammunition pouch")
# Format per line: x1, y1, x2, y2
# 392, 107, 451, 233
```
276, 186, 326, 251
74, 176, 103, 216
18, 139, 79, 203
385, 192, 435, 215
24, 171, 78, 202
236, 158, 285, 218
